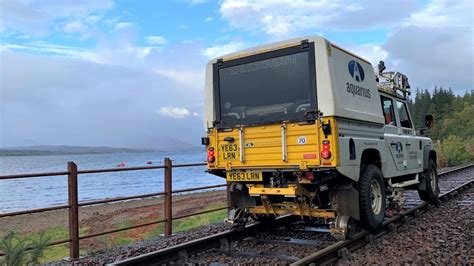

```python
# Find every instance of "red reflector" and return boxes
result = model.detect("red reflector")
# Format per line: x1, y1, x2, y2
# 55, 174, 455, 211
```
303, 153, 317, 159
207, 155, 215, 163
305, 171, 314, 181
321, 149, 331, 159
208, 147, 215, 156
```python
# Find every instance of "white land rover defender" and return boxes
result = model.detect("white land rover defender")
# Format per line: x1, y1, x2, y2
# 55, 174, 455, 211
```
202, 36, 439, 239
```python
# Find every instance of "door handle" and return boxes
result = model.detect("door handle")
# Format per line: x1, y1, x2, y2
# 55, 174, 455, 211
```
406, 143, 411, 146
224, 137, 235, 143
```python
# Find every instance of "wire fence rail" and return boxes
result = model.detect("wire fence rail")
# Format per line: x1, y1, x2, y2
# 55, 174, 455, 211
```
0, 158, 228, 260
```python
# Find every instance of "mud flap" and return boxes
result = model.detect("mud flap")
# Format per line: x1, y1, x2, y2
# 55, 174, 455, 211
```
229, 182, 257, 209
331, 185, 360, 221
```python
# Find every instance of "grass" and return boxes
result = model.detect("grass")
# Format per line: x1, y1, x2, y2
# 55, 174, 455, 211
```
173, 209, 227, 232
0, 226, 89, 263
1, 205, 227, 263
105, 208, 227, 248
39, 227, 88, 263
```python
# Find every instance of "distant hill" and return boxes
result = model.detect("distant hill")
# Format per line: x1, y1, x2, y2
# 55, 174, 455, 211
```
0, 145, 156, 156
123, 136, 200, 151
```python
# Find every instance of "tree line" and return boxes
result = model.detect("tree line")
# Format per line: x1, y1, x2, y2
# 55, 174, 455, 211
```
408, 87, 474, 167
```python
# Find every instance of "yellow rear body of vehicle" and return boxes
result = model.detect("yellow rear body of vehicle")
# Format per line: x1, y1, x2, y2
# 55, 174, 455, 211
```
207, 117, 339, 171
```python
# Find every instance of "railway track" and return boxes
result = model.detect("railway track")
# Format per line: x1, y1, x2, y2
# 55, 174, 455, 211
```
110, 164, 473, 265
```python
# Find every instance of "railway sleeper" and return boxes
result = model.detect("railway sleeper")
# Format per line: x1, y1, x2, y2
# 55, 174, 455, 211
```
216, 249, 301, 262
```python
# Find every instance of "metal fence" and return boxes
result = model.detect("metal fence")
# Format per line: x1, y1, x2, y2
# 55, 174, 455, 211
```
0, 158, 228, 260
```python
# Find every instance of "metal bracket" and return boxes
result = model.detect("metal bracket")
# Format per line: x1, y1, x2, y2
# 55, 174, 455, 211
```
239, 128, 245, 163
281, 124, 287, 162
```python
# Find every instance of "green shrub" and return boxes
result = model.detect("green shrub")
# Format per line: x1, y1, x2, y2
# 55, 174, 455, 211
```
437, 136, 474, 167
0, 231, 51, 266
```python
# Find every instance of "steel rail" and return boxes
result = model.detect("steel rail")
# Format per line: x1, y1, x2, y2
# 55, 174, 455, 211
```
109, 216, 294, 265
109, 164, 473, 266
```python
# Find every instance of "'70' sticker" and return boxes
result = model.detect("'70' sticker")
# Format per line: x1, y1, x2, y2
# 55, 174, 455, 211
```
297, 136, 307, 145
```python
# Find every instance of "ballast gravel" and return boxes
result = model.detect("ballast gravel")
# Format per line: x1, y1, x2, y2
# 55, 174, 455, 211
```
49, 168, 473, 265
340, 186, 473, 265
67, 223, 232, 265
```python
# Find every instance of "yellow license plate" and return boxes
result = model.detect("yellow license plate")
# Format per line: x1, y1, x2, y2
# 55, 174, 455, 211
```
226, 170, 263, 182
219, 143, 239, 161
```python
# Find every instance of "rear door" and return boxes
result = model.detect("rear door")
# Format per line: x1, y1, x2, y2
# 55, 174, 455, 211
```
216, 122, 320, 169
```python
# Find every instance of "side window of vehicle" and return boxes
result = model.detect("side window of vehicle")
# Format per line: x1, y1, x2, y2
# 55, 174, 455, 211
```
381, 96, 396, 126
396, 101, 413, 128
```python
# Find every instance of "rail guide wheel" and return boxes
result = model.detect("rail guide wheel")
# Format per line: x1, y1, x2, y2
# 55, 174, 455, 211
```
226, 208, 248, 231
331, 215, 357, 240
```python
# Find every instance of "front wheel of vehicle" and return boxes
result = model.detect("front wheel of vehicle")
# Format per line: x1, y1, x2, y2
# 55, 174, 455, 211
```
418, 159, 440, 204
358, 164, 386, 230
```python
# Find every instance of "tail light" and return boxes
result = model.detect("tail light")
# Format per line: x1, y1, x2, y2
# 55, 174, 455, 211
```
321, 140, 332, 160
207, 147, 215, 163
304, 171, 314, 181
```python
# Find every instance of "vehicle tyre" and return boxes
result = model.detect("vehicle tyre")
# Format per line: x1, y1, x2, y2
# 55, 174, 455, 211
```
418, 159, 440, 204
358, 164, 386, 230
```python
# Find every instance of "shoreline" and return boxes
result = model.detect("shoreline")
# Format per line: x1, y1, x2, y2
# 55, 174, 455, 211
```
0, 189, 227, 238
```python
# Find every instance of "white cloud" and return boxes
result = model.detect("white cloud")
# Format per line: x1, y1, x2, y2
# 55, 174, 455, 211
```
0, 0, 114, 35
159, 107, 191, 119
84, 15, 102, 24
406, 0, 473, 28
62, 20, 88, 33
2, 41, 102, 62
346, 44, 389, 67
382, 26, 473, 92
203, 41, 247, 59
154, 69, 204, 89
145, 36, 168, 45
2, 40, 161, 68
216, 0, 472, 92
204, 17, 214, 22
381, 0, 472, 92
218, 0, 420, 38
1, 49, 205, 148
187, 0, 208, 5
179, 25, 190, 30
114, 22, 134, 30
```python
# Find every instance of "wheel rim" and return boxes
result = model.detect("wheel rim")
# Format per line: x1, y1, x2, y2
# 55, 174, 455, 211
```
430, 170, 437, 191
370, 179, 383, 214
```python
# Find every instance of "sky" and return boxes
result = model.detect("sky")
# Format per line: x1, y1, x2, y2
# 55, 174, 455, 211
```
0, 0, 473, 149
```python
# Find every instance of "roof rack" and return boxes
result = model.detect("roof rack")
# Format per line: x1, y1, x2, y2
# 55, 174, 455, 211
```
375, 61, 411, 99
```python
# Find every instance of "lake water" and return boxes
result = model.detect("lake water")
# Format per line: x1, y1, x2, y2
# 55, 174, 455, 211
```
0, 149, 225, 213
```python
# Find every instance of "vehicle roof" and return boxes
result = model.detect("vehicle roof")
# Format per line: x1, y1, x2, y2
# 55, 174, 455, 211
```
203, 36, 384, 129
207, 35, 371, 66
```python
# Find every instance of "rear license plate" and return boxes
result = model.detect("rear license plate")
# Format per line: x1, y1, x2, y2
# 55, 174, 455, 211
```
219, 143, 239, 161
226, 170, 263, 182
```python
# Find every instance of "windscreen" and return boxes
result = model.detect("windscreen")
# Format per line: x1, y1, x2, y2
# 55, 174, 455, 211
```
216, 46, 315, 127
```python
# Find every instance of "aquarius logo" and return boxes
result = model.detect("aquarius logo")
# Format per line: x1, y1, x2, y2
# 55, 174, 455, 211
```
396, 142, 403, 153
348, 60, 365, 82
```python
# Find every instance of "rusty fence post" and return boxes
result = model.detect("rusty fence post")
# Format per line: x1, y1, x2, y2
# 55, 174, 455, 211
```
164, 158, 172, 237
67, 162, 80, 260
